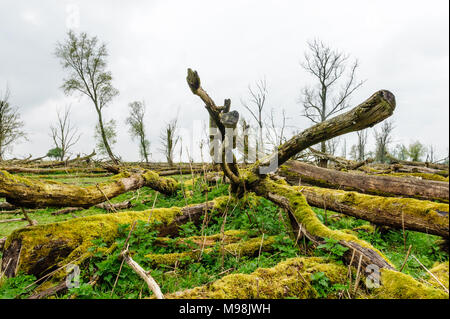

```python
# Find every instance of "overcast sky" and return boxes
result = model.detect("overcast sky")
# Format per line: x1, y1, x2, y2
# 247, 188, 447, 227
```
0, 0, 448, 162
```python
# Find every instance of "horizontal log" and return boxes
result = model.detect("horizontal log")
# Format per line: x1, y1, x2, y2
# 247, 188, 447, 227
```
0, 169, 179, 208
279, 160, 449, 203
0, 166, 107, 174
165, 256, 447, 299
1, 198, 225, 278
296, 185, 449, 238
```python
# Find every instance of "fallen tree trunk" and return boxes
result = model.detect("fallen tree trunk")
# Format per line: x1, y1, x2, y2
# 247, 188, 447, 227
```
292, 184, 449, 238
253, 177, 394, 270
279, 160, 449, 203
29, 151, 97, 169
0, 202, 16, 210
0, 198, 226, 278
308, 147, 373, 170
0, 169, 179, 208
0, 166, 107, 175
387, 155, 449, 171
95, 201, 132, 212
164, 256, 447, 299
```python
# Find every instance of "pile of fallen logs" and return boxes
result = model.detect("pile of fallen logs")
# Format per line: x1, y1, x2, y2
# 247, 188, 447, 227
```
0, 69, 448, 299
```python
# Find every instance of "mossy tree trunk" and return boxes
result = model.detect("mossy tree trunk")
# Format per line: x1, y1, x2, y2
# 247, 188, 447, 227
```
1, 199, 224, 278
0, 169, 178, 208
279, 160, 449, 203
291, 184, 449, 238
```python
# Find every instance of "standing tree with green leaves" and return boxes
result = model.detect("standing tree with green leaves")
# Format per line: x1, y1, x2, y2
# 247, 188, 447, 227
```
0, 87, 26, 160
300, 39, 365, 167
55, 30, 119, 164
94, 119, 118, 159
126, 101, 150, 163
408, 141, 426, 162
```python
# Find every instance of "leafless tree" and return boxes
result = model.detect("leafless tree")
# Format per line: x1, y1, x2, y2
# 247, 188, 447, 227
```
426, 144, 435, 163
126, 101, 150, 163
265, 108, 288, 150
326, 137, 341, 156
355, 129, 368, 161
0, 87, 26, 160
49, 106, 81, 161
374, 120, 394, 163
241, 77, 267, 158
159, 117, 180, 166
300, 39, 365, 166
55, 30, 119, 164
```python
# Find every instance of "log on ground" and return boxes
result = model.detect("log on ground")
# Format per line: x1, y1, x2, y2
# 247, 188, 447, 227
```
295, 185, 449, 238
279, 160, 449, 203
0, 197, 228, 278
0, 169, 179, 208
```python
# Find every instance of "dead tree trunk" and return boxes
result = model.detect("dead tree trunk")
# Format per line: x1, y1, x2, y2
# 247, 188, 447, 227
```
279, 160, 449, 203
292, 184, 449, 238
0, 169, 178, 208
1, 199, 222, 278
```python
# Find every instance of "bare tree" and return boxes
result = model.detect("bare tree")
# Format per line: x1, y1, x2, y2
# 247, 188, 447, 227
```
241, 77, 267, 159
160, 117, 180, 166
300, 39, 365, 166
374, 120, 394, 163
55, 30, 119, 164
126, 101, 150, 163
265, 108, 288, 149
426, 144, 435, 163
0, 87, 26, 160
355, 129, 368, 161
326, 137, 340, 156
49, 106, 81, 161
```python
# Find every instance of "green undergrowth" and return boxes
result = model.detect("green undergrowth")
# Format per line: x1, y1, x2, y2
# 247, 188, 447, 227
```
0, 173, 448, 299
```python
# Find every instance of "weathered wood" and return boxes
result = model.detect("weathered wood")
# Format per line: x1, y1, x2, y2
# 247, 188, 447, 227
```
387, 155, 449, 171
0, 169, 178, 208
253, 177, 394, 271
279, 160, 449, 203
51, 207, 84, 216
120, 249, 164, 299
95, 200, 132, 212
295, 185, 449, 238
0, 166, 107, 174
28, 281, 68, 299
254, 90, 396, 174
1, 199, 220, 278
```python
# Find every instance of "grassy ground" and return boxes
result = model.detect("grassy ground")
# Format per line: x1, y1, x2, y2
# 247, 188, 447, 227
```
0, 172, 448, 299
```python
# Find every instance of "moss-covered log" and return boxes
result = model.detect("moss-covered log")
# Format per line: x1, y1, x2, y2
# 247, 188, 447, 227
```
164, 257, 447, 299
0, 169, 179, 208
296, 185, 449, 238
145, 235, 276, 267
251, 177, 394, 271
0, 166, 107, 174
279, 160, 449, 203
0, 198, 228, 278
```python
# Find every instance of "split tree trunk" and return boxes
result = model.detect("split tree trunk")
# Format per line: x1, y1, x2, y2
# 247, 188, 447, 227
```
279, 160, 449, 203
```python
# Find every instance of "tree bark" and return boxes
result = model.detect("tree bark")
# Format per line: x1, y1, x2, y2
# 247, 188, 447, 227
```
0, 169, 178, 208
253, 177, 394, 271
292, 185, 449, 238
279, 160, 449, 203
1, 200, 220, 278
